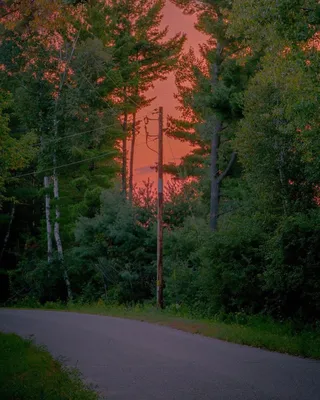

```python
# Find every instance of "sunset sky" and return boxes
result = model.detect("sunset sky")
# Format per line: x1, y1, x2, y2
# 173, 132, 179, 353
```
134, 1, 206, 185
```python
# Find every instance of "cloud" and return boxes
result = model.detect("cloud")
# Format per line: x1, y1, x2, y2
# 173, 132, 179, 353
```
135, 166, 153, 175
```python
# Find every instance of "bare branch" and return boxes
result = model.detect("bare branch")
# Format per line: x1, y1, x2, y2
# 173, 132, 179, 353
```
217, 152, 237, 184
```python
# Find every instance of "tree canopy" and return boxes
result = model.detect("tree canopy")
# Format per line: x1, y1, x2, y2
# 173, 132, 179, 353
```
0, 0, 319, 327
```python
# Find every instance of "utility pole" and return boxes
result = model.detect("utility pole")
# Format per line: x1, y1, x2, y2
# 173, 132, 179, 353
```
157, 106, 164, 309
144, 106, 164, 308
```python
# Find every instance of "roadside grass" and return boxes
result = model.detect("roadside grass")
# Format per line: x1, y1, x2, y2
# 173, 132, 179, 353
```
9, 299, 320, 360
0, 332, 100, 400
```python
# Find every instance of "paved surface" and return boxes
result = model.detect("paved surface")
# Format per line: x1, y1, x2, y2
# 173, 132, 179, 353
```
0, 309, 320, 400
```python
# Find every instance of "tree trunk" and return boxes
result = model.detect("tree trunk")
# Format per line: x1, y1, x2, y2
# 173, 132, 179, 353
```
53, 163, 62, 260
53, 161, 72, 301
122, 112, 128, 196
0, 203, 15, 266
48, 34, 79, 300
209, 119, 222, 231
44, 176, 53, 263
53, 96, 72, 299
129, 112, 136, 201
209, 40, 223, 232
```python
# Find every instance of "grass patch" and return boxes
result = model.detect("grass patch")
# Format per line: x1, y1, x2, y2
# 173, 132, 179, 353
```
9, 300, 320, 360
0, 332, 100, 400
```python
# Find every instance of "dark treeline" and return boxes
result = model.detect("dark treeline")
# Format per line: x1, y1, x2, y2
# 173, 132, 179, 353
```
0, 0, 319, 325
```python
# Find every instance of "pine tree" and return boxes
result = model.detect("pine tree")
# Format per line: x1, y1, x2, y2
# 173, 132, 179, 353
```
89, 0, 186, 196
169, 0, 256, 230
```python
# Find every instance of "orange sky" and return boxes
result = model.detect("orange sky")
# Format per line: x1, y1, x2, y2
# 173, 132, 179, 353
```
134, 1, 205, 185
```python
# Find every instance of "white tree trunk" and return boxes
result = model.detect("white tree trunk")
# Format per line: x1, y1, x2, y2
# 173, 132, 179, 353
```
53, 161, 72, 301
53, 168, 63, 259
44, 176, 53, 263
50, 33, 79, 301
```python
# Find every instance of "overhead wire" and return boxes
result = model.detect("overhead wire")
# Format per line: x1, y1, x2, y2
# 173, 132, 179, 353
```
31, 40, 141, 148
48, 33, 161, 152
10, 29, 165, 182
29, 41, 137, 160
31, 121, 122, 148
144, 115, 158, 155
80, 45, 156, 120
10, 139, 150, 180
91, 43, 161, 119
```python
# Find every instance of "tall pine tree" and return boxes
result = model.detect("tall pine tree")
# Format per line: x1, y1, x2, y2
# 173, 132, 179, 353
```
89, 0, 186, 196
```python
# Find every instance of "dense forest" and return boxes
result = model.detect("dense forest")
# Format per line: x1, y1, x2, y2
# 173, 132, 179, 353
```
0, 0, 319, 326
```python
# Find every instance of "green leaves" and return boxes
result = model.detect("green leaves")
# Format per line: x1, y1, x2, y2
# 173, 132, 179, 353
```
71, 188, 157, 303
229, 0, 320, 50
0, 91, 37, 207
235, 48, 320, 213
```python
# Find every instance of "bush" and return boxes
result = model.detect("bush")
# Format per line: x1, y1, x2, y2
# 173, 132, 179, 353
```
164, 213, 267, 316
9, 253, 68, 304
68, 189, 157, 304
264, 210, 320, 321
164, 217, 211, 314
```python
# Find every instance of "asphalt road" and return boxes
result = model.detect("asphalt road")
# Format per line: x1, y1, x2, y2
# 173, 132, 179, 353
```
1, 309, 320, 400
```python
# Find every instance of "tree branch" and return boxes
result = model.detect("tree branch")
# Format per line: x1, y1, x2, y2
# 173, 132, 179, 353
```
217, 152, 237, 184
222, 46, 247, 61
0, 1, 21, 20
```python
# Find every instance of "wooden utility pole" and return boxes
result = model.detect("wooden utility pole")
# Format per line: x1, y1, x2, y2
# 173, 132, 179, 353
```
157, 106, 164, 309
122, 112, 128, 196
129, 113, 137, 202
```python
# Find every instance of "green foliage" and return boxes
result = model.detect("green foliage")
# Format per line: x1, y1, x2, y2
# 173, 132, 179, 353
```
229, 0, 320, 49
164, 211, 266, 316
9, 253, 68, 303
0, 90, 36, 207
264, 211, 320, 320
89, 0, 186, 128
164, 184, 320, 322
68, 189, 157, 303
236, 50, 320, 214
166, 0, 258, 194
1, 0, 320, 337
0, 332, 99, 400
164, 217, 210, 310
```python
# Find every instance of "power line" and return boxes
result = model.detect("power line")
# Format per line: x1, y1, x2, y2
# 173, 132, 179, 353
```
32, 41, 141, 149
166, 133, 180, 164
32, 121, 122, 148
144, 115, 158, 155
79, 68, 156, 130
79, 55, 156, 119
10, 139, 149, 180
164, 121, 187, 180
6, 33, 164, 181
80, 71, 120, 118
40, 41, 159, 152
10, 151, 117, 179
101, 64, 143, 112
91, 45, 163, 115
